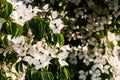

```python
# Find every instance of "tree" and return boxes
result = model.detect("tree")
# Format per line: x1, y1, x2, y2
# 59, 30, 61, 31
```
0, 0, 120, 80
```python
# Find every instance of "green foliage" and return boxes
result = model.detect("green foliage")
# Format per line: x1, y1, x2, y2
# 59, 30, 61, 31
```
25, 67, 54, 80
41, 69, 54, 80
1, 0, 119, 80
6, 51, 18, 65
0, 69, 12, 80
3, 34, 11, 47
52, 33, 64, 46
1, 21, 23, 38
15, 61, 24, 73
23, 16, 64, 46
25, 67, 40, 80
100, 72, 113, 80
0, 0, 13, 19
15, 60, 29, 74
118, 41, 120, 46
108, 42, 114, 50
0, 69, 7, 80
59, 67, 70, 80
23, 16, 52, 40
99, 27, 107, 38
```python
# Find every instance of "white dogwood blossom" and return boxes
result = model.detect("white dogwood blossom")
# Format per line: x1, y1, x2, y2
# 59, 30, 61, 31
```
3, 0, 120, 80
10, 1, 41, 26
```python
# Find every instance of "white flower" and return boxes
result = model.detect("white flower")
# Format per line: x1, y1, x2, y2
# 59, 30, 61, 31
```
78, 53, 84, 60
14, 45, 27, 56
24, 0, 33, 3
49, 23, 60, 33
60, 45, 71, 51
57, 51, 69, 59
52, 11, 58, 19
107, 31, 116, 42
79, 75, 86, 80
10, 1, 41, 25
3, 47, 12, 56
8, 35, 26, 44
23, 56, 33, 65
57, 51, 69, 66
69, 54, 77, 65
43, 4, 49, 11
49, 18, 64, 33
30, 51, 43, 60
32, 59, 41, 70
58, 59, 68, 67
79, 70, 86, 80
35, 64, 42, 70
46, 47, 58, 58
39, 54, 52, 68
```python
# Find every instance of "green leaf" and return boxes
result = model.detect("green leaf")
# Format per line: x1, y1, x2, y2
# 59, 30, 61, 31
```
59, 34, 64, 46
16, 24, 23, 37
41, 70, 48, 80
60, 67, 70, 80
6, 51, 18, 65
1, 21, 23, 38
25, 67, 32, 80
11, 22, 23, 38
0, 54, 4, 62
57, 34, 64, 46
28, 16, 51, 41
99, 30, 105, 38
23, 21, 29, 36
7, 77, 12, 80
53, 34, 58, 45
31, 70, 39, 80
40, 69, 54, 80
0, 69, 7, 80
52, 33, 65, 46
47, 72, 54, 80
5, 2, 13, 19
63, 67, 70, 80
1, 21, 11, 34
118, 41, 120, 46
3, 35, 11, 46
46, 34, 52, 46
0, 1, 13, 19
10, 22, 18, 38
108, 42, 114, 50
15, 61, 23, 73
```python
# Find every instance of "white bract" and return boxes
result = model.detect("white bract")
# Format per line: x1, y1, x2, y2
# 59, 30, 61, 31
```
10, 1, 41, 26
49, 18, 64, 33
43, 4, 49, 11
52, 11, 58, 19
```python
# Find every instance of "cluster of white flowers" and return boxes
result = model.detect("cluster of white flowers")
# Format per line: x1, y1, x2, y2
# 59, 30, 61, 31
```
2, 62, 25, 80
49, 10, 65, 33
0, 1, 70, 79
7, 35, 70, 70
9, 1, 40, 26
2, 0, 120, 79
69, 45, 111, 80
9, 0, 65, 33
59, 0, 120, 79
0, 35, 70, 79
105, 31, 120, 79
